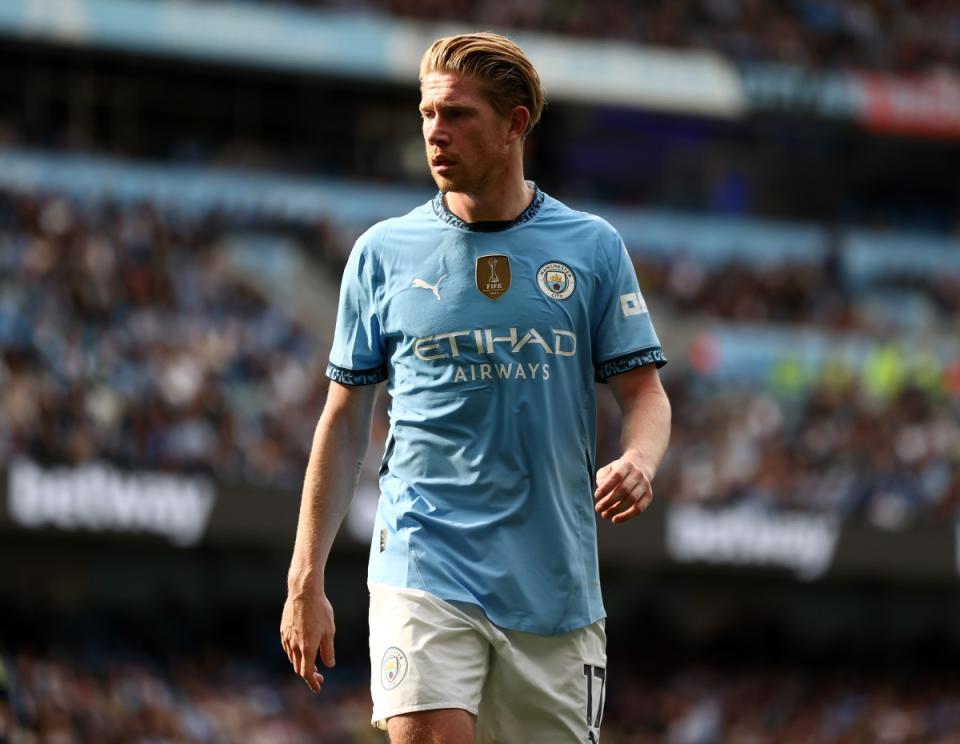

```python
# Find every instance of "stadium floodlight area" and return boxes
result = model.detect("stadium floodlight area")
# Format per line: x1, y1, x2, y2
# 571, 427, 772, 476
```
0, 0, 744, 117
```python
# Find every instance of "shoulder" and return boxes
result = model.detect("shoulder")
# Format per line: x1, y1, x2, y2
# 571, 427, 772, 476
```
353, 201, 436, 256
538, 194, 624, 280
539, 192, 623, 247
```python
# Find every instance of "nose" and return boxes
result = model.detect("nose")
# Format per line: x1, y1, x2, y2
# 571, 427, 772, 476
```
424, 116, 450, 147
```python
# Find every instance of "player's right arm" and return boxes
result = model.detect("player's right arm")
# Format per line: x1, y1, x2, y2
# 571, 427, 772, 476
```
280, 379, 381, 693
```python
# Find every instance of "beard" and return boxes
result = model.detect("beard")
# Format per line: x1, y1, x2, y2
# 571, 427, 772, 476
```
431, 172, 457, 193
429, 166, 475, 194
426, 145, 503, 195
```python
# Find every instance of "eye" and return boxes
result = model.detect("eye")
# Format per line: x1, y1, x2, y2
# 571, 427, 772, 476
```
420, 110, 435, 120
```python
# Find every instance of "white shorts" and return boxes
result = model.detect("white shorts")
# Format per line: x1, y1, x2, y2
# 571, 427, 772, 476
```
369, 583, 608, 743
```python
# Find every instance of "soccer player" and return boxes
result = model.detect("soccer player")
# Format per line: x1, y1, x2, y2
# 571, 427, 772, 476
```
281, 32, 671, 743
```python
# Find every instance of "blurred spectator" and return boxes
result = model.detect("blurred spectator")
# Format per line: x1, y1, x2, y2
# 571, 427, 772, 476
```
0, 191, 331, 487
632, 251, 959, 332
201, 0, 960, 74
7, 648, 960, 743
7, 650, 380, 743
647, 376, 960, 528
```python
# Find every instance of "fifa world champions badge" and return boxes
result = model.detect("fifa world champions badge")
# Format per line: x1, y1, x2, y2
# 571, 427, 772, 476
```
476, 254, 511, 299
381, 647, 409, 690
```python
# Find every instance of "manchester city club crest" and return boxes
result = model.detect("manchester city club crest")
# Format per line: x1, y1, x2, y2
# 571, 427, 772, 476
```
476, 254, 511, 300
537, 261, 576, 300
380, 646, 409, 690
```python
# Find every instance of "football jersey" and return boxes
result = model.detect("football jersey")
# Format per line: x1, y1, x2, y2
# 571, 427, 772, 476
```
327, 186, 666, 635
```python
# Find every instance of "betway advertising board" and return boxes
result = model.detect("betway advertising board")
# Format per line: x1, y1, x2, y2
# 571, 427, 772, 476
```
0, 459, 299, 549
2, 460, 958, 583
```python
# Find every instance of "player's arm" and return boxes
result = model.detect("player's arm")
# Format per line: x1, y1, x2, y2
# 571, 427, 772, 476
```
280, 379, 382, 692
594, 364, 671, 523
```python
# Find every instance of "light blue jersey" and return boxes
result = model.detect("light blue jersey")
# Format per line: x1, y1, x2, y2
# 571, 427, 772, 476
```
327, 187, 666, 635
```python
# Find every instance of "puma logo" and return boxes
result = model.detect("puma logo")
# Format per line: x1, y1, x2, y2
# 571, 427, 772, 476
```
411, 274, 447, 301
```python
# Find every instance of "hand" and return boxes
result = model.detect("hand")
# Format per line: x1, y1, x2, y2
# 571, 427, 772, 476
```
280, 583, 336, 693
594, 451, 654, 523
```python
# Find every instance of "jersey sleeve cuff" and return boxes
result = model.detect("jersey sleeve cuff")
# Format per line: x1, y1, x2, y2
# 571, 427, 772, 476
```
594, 346, 667, 383
326, 361, 388, 386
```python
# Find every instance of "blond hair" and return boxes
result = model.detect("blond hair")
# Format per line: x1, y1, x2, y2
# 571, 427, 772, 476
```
420, 32, 545, 137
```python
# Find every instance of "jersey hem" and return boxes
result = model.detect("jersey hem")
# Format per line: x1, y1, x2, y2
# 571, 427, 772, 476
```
594, 346, 667, 383
367, 579, 606, 635
326, 361, 388, 386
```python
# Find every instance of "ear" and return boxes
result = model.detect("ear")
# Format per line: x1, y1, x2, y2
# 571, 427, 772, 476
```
505, 105, 531, 145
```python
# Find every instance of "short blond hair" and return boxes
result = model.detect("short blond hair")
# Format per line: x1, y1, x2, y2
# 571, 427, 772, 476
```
420, 32, 545, 137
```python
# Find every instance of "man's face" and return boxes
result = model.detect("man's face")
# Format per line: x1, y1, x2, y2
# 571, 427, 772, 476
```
420, 72, 512, 194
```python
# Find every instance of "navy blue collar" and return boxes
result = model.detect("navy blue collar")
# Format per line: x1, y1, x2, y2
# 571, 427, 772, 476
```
432, 184, 544, 232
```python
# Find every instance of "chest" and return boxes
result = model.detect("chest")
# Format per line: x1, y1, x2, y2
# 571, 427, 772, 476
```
377, 232, 595, 340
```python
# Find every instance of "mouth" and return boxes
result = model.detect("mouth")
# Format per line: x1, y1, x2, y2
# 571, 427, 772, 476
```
430, 155, 456, 173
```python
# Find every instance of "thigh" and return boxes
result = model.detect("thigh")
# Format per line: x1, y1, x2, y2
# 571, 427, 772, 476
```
476, 620, 607, 744
369, 583, 490, 731
387, 708, 475, 744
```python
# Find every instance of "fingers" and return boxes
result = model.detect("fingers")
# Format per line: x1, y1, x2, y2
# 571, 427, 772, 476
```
594, 458, 654, 523
286, 640, 324, 693
609, 487, 654, 523
595, 468, 642, 514
297, 649, 324, 694
281, 627, 327, 693
319, 634, 336, 669
611, 501, 644, 524
593, 463, 622, 500
280, 593, 337, 694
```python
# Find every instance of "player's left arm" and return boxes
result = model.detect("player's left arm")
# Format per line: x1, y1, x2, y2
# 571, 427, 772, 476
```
594, 364, 671, 523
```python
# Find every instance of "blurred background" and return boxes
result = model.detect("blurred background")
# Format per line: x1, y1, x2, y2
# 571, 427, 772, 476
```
1, 0, 960, 742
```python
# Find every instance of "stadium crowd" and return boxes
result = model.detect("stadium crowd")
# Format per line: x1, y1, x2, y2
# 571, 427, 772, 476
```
2, 189, 959, 522
650, 375, 960, 528
0, 191, 329, 487
632, 249, 960, 332
233, 0, 960, 73
5, 648, 960, 743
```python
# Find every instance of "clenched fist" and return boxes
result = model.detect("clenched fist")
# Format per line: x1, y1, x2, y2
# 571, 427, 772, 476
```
593, 451, 654, 523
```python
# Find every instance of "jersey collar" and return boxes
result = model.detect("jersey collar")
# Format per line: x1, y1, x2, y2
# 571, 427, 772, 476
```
432, 183, 545, 232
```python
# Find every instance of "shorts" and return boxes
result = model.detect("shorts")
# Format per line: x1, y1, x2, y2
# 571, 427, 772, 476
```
369, 583, 608, 743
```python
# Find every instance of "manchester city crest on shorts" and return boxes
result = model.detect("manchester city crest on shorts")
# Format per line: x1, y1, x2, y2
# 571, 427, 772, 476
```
380, 646, 409, 690
476, 254, 510, 300
537, 261, 576, 300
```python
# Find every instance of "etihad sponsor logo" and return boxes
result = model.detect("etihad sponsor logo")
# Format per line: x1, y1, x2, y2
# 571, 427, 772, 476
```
476, 254, 510, 300
7, 459, 216, 547
413, 327, 576, 361
453, 361, 550, 383
537, 261, 576, 300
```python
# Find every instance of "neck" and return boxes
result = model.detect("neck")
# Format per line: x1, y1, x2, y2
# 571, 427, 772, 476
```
444, 170, 534, 224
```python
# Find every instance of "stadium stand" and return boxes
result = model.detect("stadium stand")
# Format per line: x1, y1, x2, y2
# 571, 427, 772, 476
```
6, 645, 960, 742
3, 185, 957, 523
3, 2, 960, 741
154, 0, 960, 73
0, 190, 330, 486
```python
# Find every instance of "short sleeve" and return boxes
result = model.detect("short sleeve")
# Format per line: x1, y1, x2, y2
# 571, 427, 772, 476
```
592, 232, 667, 383
326, 238, 388, 386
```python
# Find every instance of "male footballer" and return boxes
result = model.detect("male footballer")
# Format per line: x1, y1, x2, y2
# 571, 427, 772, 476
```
281, 32, 671, 743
